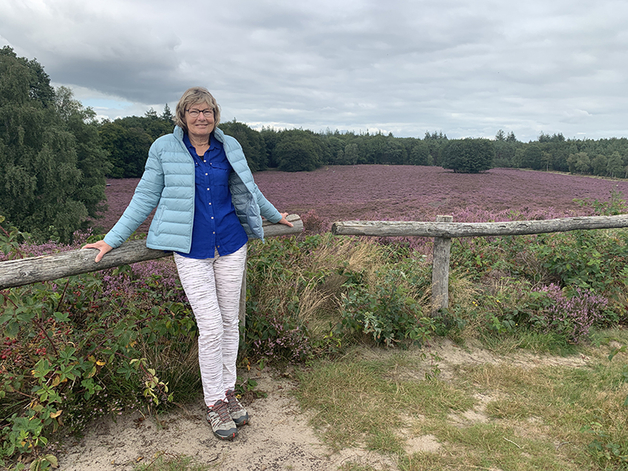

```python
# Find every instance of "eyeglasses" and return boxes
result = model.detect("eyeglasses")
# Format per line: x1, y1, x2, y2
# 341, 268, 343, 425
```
186, 109, 214, 118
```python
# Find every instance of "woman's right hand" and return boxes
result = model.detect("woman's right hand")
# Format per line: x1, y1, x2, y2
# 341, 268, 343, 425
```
82, 240, 113, 263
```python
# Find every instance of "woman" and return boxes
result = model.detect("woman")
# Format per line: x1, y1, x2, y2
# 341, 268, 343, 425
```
84, 87, 293, 440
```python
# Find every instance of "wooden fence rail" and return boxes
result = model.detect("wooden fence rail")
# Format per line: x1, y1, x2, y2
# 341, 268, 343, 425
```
3, 213, 628, 320
332, 214, 628, 313
0, 214, 303, 291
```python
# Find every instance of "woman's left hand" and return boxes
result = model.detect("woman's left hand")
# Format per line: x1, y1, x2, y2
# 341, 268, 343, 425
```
278, 212, 294, 227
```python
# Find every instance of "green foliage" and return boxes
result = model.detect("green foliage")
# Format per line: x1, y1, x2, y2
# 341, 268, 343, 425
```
446, 197, 628, 346
0, 48, 109, 243
442, 138, 495, 173
568, 152, 592, 174
243, 235, 318, 364
99, 110, 173, 178
0, 233, 197, 467
339, 268, 435, 347
493, 130, 520, 168
530, 229, 628, 301
273, 130, 323, 172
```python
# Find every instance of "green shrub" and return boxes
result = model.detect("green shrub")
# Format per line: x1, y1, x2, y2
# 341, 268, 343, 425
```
338, 268, 435, 347
0, 229, 197, 468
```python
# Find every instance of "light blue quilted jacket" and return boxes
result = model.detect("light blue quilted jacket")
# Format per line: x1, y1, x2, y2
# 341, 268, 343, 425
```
103, 126, 282, 253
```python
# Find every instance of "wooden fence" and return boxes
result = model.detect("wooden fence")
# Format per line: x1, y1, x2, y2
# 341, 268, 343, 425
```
0, 214, 303, 330
2, 213, 628, 318
0, 214, 303, 290
332, 214, 628, 313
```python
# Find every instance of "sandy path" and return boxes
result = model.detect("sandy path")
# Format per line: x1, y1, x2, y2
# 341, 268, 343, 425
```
55, 340, 592, 471
57, 370, 336, 470
56, 369, 396, 471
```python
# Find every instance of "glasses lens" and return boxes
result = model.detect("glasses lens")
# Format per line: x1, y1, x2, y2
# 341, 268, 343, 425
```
187, 109, 212, 117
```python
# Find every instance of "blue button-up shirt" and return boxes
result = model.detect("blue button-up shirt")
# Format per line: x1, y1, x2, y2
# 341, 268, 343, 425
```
176, 133, 248, 259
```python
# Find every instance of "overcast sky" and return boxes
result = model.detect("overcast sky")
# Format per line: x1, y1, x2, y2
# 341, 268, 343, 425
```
1, 0, 627, 141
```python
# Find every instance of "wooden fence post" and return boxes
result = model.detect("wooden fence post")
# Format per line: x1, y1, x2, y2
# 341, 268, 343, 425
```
431, 215, 453, 315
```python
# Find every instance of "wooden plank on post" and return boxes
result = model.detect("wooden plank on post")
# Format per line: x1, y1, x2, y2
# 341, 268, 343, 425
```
0, 214, 303, 291
332, 214, 628, 238
432, 215, 453, 316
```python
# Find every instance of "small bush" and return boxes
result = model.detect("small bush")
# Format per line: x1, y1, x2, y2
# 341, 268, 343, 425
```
338, 268, 434, 347
245, 308, 312, 364
531, 284, 608, 344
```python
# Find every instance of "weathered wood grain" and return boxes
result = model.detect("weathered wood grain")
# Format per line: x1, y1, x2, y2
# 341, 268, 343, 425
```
332, 214, 628, 238
0, 214, 303, 290
432, 216, 453, 314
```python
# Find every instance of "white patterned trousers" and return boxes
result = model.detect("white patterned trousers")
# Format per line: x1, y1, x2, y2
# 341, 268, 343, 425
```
174, 244, 247, 406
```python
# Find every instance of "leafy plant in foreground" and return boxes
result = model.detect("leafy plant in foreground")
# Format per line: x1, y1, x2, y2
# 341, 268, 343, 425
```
0, 232, 197, 469
339, 268, 434, 347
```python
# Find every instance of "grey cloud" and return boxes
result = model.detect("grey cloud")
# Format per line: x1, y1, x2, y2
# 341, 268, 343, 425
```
1, 0, 628, 140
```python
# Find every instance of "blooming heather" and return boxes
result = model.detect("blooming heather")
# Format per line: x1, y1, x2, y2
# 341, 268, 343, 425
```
533, 284, 608, 343
96, 166, 628, 234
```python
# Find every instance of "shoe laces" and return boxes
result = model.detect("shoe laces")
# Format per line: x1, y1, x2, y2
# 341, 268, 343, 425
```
226, 390, 243, 412
209, 400, 231, 423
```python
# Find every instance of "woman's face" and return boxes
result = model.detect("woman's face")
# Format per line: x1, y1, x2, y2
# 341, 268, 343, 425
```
185, 101, 215, 140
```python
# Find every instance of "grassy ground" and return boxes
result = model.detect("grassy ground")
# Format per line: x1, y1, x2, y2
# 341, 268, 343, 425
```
294, 330, 628, 471
132, 327, 628, 471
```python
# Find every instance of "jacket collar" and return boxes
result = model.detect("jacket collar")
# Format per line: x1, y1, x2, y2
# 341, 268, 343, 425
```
173, 125, 225, 143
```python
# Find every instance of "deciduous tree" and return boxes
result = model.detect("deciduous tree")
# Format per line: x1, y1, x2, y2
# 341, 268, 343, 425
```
0, 47, 109, 242
442, 138, 494, 173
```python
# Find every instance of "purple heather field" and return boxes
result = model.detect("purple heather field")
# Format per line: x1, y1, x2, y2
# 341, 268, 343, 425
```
97, 165, 628, 233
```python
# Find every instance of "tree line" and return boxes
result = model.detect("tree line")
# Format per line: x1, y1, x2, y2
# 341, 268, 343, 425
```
101, 116, 628, 179
2, 47, 628, 243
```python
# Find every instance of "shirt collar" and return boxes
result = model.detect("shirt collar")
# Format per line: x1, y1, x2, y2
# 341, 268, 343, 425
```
183, 132, 217, 155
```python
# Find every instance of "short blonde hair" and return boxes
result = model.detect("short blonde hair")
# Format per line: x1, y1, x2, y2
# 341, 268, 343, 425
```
174, 87, 221, 132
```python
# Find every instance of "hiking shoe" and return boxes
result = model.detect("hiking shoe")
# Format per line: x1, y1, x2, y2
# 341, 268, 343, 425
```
206, 399, 237, 440
226, 389, 249, 427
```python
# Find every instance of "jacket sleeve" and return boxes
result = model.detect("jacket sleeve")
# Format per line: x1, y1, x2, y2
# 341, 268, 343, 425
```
221, 132, 282, 224
103, 144, 165, 248
254, 184, 282, 223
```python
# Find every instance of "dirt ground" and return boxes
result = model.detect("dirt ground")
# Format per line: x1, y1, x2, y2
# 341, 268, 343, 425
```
56, 339, 590, 471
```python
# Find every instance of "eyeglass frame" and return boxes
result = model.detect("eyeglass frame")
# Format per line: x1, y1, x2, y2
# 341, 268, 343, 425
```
185, 108, 214, 118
